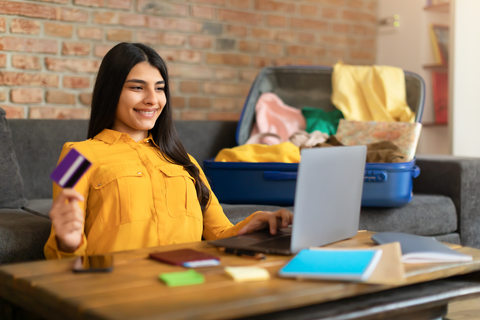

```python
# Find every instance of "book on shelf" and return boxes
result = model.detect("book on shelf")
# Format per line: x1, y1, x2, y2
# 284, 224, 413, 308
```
429, 24, 449, 65
431, 71, 448, 124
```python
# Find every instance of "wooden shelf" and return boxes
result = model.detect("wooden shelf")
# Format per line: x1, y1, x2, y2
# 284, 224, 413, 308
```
423, 63, 448, 71
424, 3, 450, 13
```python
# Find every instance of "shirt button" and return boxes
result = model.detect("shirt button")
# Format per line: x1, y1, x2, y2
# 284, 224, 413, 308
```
98, 183, 101, 186
137, 172, 141, 175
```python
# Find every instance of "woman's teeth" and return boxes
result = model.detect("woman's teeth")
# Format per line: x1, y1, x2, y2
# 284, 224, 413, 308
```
136, 110, 154, 114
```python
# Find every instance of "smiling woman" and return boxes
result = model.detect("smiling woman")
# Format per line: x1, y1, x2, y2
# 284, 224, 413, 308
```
44, 43, 292, 259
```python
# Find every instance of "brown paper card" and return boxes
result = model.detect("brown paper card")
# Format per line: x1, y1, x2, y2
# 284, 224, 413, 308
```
365, 242, 405, 285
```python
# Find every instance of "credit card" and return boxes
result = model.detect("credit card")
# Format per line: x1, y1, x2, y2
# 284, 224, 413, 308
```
50, 148, 91, 188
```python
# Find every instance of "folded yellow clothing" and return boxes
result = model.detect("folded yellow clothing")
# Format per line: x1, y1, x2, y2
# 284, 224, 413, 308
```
331, 61, 415, 123
215, 142, 300, 163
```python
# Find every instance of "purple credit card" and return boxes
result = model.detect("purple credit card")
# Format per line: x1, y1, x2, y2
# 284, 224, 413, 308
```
50, 148, 91, 188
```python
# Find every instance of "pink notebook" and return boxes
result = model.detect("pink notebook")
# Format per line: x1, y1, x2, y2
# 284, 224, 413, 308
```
335, 120, 422, 162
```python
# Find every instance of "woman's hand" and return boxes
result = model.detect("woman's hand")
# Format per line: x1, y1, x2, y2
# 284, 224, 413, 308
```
49, 189, 85, 253
238, 208, 293, 235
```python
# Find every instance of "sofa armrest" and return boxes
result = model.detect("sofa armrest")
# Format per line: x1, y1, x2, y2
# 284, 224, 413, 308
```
414, 155, 480, 248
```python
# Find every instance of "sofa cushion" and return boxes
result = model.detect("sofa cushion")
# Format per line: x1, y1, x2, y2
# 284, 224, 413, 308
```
359, 194, 457, 236
0, 108, 28, 209
0, 209, 51, 264
23, 199, 52, 219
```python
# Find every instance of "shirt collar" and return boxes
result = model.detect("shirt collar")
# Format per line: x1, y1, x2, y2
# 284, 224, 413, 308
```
94, 129, 158, 147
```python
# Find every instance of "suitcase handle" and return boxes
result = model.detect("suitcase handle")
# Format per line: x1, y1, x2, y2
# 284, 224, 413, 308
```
263, 171, 297, 181
364, 170, 387, 182
412, 165, 421, 178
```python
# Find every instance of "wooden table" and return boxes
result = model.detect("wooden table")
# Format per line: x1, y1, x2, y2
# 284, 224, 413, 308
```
2, 231, 480, 320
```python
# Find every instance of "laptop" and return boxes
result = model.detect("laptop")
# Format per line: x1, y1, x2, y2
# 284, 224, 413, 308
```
208, 145, 367, 255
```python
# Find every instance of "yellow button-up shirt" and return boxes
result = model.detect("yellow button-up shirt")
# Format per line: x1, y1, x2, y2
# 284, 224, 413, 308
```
44, 129, 256, 259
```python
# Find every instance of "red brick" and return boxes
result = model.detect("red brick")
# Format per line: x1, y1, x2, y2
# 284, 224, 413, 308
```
0, 90, 5, 101
161, 33, 187, 47
46, 91, 75, 104
360, 38, 376, 49
206, 53, 250, 66
218, 9, 262, 25
298, 33, 315, 43
137, 1, 188, 16
353, 25, 375, 35
171, 96, 185, 109
253, 56, 293, 67
266, 14, 286, 27
291, 18, 328, 31
252, 28, 275, 40
207, 112, 240, 121
11, 88, 42, 103
300, 5, 317, 16
45, 58, 100, 73
177, 20, 204, 33
44, 22, 73, 38
0, 72, 58, 87
58, 8, 89, 22
0, 54, 6, 68
330, 49, 346, 59
322, 7, 337, 18
189, 0, 225, 5
172, 110, 180, 120
169, 65, 213, 80
93, 12, 119, 25
181, 111, 206, 120
148, 17, 202, 33
94, 45, 114, 57
119, 14, 147, 27
276, 31, 295, 43
180, 81, 200, 93
305, 0, 344, 4
368, 0, 376, 11
287, 45, 326, 57
189, 35, 212, 48
159, 49, 202, 64
0, 1, 56, 20
0, 18, 5, 32
263, 43, 283, 56
191, 5, 214, 19
321, 35, 356, 46
77, 27, 103, 40
230, 0, 250, 8
0, 37, 57, 54
239, 40, 261, 53
1, 105, 25, 119
226, 25, 247, 37
106, 0, 132, 10
204, 82, 249, 96
342, 10, 375, 22
62, 42, 91, 56
214, 68, 237, 80
333, 23, 349, 33
11, 19, 40, 35
12, 55, 41, 70
213, 97, 244, 111
63, 76, 90, 89
29, 107, 90, 119
190, 97, 210, 109
107, 29, 132, 42
169, 81, 178, 93
348, 0, 364, 8
240, 69, 258, 83
254, 0, 295, 12
74, 0, 103, 7
294, 58, 314, 65
351, 50, 374, 60
137, 31, 161, 44
79, 92, 92, 106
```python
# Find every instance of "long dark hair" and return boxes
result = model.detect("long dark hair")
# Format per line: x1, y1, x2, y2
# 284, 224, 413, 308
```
88, 42, 210, 211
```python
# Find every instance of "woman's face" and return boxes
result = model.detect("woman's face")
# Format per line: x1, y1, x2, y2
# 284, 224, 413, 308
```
112, 61, 167, 142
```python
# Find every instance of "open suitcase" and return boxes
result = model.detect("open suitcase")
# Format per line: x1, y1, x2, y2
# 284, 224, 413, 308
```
204, 66, 425, 207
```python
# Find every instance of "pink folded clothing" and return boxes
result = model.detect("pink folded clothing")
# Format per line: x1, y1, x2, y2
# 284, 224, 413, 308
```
249, 93, 306, 145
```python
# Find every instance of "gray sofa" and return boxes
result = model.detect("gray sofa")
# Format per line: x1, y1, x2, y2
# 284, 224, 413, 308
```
1, 107, 480, 265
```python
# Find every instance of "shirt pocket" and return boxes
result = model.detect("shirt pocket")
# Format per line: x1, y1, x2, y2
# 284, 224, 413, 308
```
92, 165, 151, 231
157, 166, 202, 221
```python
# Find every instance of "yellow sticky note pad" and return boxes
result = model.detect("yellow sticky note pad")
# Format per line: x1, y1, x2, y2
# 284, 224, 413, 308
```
225, 266, 270, 282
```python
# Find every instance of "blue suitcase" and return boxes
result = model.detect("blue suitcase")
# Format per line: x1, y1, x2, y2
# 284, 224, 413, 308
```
204, 66, 425, 207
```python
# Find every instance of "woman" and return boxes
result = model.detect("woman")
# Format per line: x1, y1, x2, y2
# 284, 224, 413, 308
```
45, 43, 292, 259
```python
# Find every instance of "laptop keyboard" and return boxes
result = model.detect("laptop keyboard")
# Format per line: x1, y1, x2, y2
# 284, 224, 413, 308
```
254, 235, 292, 250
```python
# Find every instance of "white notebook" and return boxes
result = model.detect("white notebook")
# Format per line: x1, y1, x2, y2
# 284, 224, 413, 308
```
372, 232, 472, 264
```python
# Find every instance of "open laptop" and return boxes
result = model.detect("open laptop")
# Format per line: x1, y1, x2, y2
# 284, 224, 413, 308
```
208, 145, 367, 255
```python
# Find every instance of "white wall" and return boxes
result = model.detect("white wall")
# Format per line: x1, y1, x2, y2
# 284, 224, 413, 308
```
450, 0, 480, 157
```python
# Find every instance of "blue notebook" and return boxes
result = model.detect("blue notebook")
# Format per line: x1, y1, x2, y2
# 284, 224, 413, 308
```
278, 248, 383, 282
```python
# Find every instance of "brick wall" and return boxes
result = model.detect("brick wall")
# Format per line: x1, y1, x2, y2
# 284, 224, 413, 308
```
0, 0, 378, 120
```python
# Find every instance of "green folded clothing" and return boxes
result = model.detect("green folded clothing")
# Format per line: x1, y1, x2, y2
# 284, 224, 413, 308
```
159, 269, 205, 287
302, 107, 344, 135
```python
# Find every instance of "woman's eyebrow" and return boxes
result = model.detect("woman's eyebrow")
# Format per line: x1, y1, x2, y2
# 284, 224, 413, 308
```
125, 79, 165, 85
